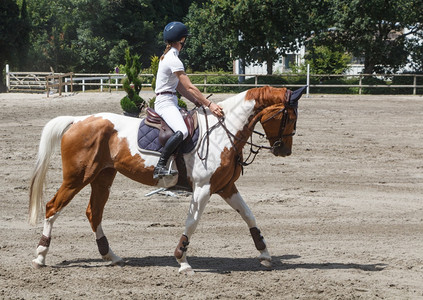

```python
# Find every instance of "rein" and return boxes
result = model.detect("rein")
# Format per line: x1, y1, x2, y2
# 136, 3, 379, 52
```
197, 104, 296, 168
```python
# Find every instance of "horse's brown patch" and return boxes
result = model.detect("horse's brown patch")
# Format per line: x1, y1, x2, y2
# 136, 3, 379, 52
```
209, 147, 242, 197
46, 116, 157, 223
245, 86, 288, 109
109, 130, 158, 187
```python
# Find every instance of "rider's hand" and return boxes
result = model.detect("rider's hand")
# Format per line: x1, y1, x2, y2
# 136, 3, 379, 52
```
209, 102, 224, 118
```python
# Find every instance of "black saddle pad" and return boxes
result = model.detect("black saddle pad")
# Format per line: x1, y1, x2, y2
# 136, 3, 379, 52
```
137, 120, 199, 154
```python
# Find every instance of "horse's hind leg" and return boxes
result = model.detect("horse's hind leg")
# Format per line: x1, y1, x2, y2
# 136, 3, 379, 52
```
86, 168, 122, 265
219, 184, 272, 268
32, 184, 83, 268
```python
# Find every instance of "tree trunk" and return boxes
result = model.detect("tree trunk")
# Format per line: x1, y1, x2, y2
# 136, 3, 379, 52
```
266, 58, 273, 75
0, 81, 6, 93
364, 55, 375, 74
0, 63, 7, 92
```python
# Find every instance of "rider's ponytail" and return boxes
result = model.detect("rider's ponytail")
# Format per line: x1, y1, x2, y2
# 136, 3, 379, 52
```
160, 44, 172, 60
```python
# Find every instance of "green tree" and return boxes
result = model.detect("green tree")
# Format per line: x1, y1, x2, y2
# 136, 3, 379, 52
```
0, 0, 29, 91
25, 0, 78, 71
407, 35, 423, 72
231, 0, 309, 75
17, 0, 31, 69
22, 0, 206, 73
185, 0, 323, 74
301, 45, 352, 75
322, 0, 423, 74
183, 2, 235, 71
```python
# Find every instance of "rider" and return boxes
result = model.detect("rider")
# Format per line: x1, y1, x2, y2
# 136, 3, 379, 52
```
153, 21, 224, 179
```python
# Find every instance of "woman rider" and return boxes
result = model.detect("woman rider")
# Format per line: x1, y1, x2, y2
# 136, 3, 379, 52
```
153, 21, 224, 179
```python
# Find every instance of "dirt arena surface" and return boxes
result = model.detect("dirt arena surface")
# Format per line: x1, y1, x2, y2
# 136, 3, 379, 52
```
0, 90, 422, 299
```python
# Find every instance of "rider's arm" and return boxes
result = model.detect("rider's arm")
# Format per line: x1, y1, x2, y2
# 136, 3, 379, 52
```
175, 71, 224, 118
176, 80, 200, 106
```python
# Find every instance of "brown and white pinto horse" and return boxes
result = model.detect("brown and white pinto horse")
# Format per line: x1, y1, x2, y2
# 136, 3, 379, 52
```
29, 86, 300, 274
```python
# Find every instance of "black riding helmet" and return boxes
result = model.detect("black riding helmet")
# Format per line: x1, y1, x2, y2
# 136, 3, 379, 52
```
163, 21, 189, 43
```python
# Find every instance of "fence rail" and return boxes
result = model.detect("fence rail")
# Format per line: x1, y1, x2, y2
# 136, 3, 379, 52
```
5, 65, 423, 96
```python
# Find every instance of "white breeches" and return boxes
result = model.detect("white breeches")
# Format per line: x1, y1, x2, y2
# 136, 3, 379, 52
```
155, 95, 189, 139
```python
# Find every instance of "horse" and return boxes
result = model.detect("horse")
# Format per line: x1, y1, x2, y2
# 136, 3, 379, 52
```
29, 85, 303, 274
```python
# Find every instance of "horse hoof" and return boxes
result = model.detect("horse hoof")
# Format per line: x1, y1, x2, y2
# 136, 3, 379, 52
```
110, 258, 124, 266
260, 259, 272, 268
258, 250, 272, 268
31, 259, 45, 269
178, 265, 195, 275
102, 250, 123, 266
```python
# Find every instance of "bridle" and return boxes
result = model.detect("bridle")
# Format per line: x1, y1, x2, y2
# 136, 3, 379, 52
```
260, 105, 297, 151
197, 103, 297, 168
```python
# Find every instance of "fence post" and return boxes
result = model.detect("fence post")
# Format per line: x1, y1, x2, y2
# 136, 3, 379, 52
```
413, 75, 417, 95
254, 75, 258, 87
115, 78, 118, 91
58, 76, 63, 96
5, 64, 11, 92
82, 79, 85, 92
204, 75, 207, 94
100, 79, 104, 92
359, 75, 362, 95
306, 64, 310, 98
65, 78, 68, 93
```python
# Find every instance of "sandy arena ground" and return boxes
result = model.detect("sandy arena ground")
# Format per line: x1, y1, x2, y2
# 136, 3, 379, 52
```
0, 90, 422, 299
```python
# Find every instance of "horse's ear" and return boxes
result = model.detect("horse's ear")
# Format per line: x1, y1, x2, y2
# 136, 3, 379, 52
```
288, 85, 307, 107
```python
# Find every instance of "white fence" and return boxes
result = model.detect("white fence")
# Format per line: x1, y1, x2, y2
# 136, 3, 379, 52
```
5, 64, 423, 96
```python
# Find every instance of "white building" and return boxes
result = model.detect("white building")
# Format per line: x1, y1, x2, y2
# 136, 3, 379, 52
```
234, 47, 306, 75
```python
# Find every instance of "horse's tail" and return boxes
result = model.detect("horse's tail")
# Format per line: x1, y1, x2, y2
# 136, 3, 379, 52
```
29, 116, 75, 225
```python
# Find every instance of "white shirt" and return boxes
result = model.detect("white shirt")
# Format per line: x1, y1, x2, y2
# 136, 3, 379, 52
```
155, 47, 184, 94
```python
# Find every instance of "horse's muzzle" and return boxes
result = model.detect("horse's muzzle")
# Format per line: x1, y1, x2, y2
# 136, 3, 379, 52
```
271, 147, 291, 157
271, 141, 292, 157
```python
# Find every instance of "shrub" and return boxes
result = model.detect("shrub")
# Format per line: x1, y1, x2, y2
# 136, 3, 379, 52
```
120, 48, 145, 116
121, 96, 139, 114
150, 55, 159, 91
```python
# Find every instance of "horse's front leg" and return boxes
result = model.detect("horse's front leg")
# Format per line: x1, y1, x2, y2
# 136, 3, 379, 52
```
219, 184, 272, 268
175, 185, 211, 275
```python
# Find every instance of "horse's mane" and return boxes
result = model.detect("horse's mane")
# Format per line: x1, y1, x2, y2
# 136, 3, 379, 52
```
245, 86, 288, 108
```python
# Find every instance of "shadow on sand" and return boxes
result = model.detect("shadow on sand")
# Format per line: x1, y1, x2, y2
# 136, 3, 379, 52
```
53, 254, 386, 273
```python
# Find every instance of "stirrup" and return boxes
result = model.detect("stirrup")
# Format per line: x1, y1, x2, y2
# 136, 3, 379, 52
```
153, 166, 178, 179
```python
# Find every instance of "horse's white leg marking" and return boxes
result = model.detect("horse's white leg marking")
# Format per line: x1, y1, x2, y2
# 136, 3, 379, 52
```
32, 213, 60, 268
176, 185, 211, 274
224, 192, 257, 227
95, 223, 123, 265
185, 186, 211, 237
223, 192, 272, 268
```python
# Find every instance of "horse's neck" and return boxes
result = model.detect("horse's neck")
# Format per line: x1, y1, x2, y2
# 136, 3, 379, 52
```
219, 91, 256, 133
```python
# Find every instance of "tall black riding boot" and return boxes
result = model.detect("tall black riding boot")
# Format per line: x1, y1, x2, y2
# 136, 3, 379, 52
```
153, 131, 184, 179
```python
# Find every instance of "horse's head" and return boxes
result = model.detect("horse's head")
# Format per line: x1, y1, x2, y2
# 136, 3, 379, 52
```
259, 102, 297, 157
246, 86, 305, 157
